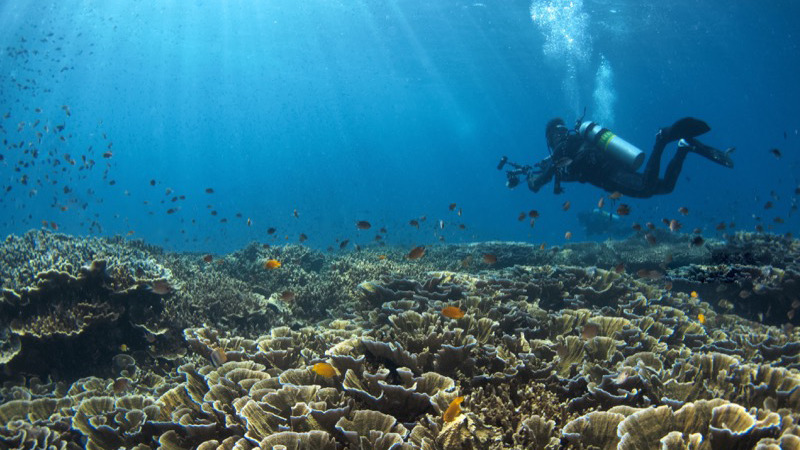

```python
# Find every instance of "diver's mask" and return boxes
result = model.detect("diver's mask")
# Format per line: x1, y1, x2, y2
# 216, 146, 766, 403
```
545, 118, 569, 153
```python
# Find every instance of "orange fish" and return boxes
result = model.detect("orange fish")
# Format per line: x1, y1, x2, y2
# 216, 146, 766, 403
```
443, 396, 465, 422
482, 254, 497, 265
609, 191, 622, 200
564, 231, 572, 240
312, 362, 337, 378
698, 313, 705, 324
407, 246, 425, 259
669, 219, 682, 232
356, 221, 371, 230
562, 201, 571, 211
616, 204, 631, 216
690, 291, 698, 298
264, 259, 281, 269
378, 254, 387, 260
203, 254, 213, 263
442, 305, 465, 319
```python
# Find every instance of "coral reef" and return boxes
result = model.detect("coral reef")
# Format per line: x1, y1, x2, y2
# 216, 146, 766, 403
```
1, 230, 799, 449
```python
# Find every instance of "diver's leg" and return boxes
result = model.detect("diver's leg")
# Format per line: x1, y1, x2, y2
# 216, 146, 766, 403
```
643, 117, 712, 188
652, 146, 690, 195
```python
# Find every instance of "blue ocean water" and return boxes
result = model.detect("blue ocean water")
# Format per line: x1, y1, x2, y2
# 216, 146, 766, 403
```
1, 0, 798, 254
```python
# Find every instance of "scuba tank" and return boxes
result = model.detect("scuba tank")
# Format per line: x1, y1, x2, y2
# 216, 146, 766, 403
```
579, 121, 645, 171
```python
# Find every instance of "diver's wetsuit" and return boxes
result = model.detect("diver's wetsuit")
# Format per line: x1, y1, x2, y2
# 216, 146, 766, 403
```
528, 118, 733, 198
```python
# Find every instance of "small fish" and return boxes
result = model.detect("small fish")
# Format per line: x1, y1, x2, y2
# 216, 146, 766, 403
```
312, 362, 337, 378
102, 151, 113, 158
646, 222, 656, 230
715, 222, 727, 231
769, 148, 782, 159
529, 210, 539, 218
669, 219, 682, 232
409, 219, 420, 228
246, 218, 252, 227
616, 204, 631, 216
698, 313, 705, 324
203, 254, 213, 263
280, 291, 296, 302
356, 220, 371, 230
151, 279, 173, 295
609, 191, 623, 200
678, 206, 689, 216
482, 254, 497, 265
293, 209, 299, 218
210, 348, 227, 366
264, 259, 282, 269
407, 246, 425, 259
597, 197, 605, 209
339, 239, 349, 249
690, 291, 698, 298
205, 188, 214, 194
267, 227, 276, 234
764, 201, 773, 209
442, 305, 465, 319
518, 212, 526, 221
119, 344, 129, 352
614, 263, 625, 273
644, 233, 657, 245
564, 231, 572, 240
443, 397, 465, 422
449, 203, 457, 211
299, 233, 308, 242
631, 223, 642, 231
377, 254, 387, 260
562, 201, 571, 211
689, 236, 705, 247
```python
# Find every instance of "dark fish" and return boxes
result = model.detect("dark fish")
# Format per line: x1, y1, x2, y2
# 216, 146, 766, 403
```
267, 227, 276, 234
764, 201, 773, 209
631, 223, 642, 231
299, 233, 308, 242
202, 254, 213, 263
102, 151, 112, 158
769, 148, 782, 159
339, 239, 349, 249
407, 246, 425, 259
483, 253, 497, 264
529, 210, 539, 218
678, 206, 689, 215
614, 263, 625, 273
644, 233, 657, 245
616, 204, 631, 215
409, 219, 420, 228
205, 188, 214, 194
690, 236, 704, 247
715, 222, 726, 230
562, 201, 571, 211
518, 212, 526, 221
151, 279, 172, 295
356, 220, 371, 230
449, 203, 457, 211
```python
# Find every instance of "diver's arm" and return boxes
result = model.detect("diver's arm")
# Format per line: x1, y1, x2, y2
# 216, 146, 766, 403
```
527, 161, 555, 193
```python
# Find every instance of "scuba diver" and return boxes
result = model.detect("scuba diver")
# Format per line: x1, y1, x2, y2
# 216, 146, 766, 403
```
498, 115, 734, 198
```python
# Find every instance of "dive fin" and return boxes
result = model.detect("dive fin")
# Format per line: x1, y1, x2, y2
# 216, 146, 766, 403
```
681, 138, 734, 168
660, 117, 711, 143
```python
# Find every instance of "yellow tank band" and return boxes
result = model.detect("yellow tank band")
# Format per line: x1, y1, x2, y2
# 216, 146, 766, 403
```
598, 130, 615, 150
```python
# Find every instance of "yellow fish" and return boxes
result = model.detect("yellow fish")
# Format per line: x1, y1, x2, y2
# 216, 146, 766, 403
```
312, 362, 336, 378
443, 396, 465, 422
264, 259, 281, 270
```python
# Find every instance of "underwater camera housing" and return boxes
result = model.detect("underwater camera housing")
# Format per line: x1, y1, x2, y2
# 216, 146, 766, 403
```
497, 156, 534, 189
578, 121, 645, 171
